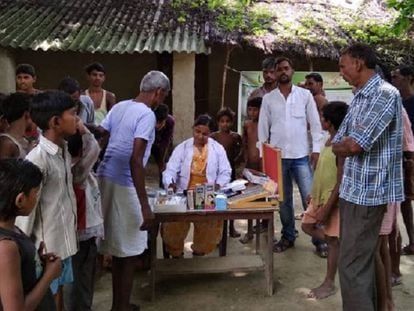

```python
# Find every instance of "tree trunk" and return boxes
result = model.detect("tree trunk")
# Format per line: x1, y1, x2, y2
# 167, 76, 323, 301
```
221, 44, 235, 108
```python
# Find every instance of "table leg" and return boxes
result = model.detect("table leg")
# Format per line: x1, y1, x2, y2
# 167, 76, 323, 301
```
266, 214, 274, 295
150, 223, 159, 300
255, 219, 260, 254
219, 220, 228, 256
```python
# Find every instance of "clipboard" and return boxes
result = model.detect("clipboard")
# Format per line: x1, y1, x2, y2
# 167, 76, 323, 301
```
262, 143, 283, 202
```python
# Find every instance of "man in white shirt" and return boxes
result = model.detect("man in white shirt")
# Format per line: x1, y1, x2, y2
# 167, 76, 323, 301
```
258, 57, 323, 252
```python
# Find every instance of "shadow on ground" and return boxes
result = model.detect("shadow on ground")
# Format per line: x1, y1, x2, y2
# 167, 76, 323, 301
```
93, 163, 414, 311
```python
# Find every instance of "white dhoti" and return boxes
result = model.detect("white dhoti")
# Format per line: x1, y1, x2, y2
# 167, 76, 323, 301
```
98, 177, 147, 257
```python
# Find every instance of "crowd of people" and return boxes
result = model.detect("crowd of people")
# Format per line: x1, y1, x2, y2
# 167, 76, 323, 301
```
0, 42, 413, 311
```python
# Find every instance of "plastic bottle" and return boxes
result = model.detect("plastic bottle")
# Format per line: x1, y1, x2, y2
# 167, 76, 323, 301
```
215, 193, 227, 210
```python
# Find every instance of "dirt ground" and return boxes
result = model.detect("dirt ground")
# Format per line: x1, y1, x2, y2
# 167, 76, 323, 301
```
92, 164, 414, 311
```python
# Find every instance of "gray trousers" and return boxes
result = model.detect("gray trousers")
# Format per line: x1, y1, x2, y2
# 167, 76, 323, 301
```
64, 238, 98, 311
338, 199, 386, 311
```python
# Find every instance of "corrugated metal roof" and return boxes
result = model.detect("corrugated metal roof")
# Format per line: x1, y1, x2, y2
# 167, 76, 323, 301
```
0, 0, 406, 63
0, 0, 211, 54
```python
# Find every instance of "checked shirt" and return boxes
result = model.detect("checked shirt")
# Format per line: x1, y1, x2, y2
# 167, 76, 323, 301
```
333, 74, 404, 206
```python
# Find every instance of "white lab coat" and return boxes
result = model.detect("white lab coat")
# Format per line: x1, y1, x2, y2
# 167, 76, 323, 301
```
163, 138, 231, 190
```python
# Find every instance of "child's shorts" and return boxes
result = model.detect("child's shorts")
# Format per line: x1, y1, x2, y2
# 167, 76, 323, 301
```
379, 202, 399, 236
50, 257, 73, 294
302, 198, 340, 238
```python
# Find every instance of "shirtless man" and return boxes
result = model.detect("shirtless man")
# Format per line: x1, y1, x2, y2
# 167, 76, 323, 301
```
305, 72, 328, 117
249, 57, 277, 100
0, 93, 33, 159
84, 62, 116, 125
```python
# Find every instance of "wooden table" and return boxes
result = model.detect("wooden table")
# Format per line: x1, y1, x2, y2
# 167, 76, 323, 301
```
150, 208, 276, 299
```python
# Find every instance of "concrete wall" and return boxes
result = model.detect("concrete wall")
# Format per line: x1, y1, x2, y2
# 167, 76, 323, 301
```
0, 48, 16, 94
172, 52, 195, 143
206, 44, 340, 127
7, 46, 340, 139
13, 49, 157, 100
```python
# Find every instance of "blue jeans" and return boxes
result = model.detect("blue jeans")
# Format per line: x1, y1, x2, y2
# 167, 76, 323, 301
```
280, 156, 313, 242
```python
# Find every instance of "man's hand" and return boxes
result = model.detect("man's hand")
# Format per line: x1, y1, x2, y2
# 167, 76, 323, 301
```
77, 119, 88, 135
332, 136, 363, 157
140, 205, 154, 231
43, 255, 62, 282
315, 203, 332, 225
305, 194, 311, 205
167, 183, 177, 193
310, 152, 319, 170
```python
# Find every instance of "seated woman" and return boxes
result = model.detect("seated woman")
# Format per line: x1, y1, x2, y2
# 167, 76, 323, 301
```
162, 114, 231, 257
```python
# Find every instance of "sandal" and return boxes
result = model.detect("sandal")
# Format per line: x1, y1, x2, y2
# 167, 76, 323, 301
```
273, 238, 294, 253
229, 229, 241, 238
315, 243, 328, 258
130, 304, 140, 311
401, 244, 414, 255
391, 274, 402, 287
295, 213, 304, 220
111, 304, 140, 311
253, 223, 268, 233
239, 233, 254, 244
192, 251, 205, 256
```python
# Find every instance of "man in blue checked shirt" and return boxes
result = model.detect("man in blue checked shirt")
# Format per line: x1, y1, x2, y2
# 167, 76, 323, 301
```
332, 44, 404, 311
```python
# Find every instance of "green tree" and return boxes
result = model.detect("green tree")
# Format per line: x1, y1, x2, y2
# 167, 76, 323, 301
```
388, 0, 414, 34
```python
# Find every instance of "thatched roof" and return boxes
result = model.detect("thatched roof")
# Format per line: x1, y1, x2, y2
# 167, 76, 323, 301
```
242, 0, 394, 58
0, 0, 410, 63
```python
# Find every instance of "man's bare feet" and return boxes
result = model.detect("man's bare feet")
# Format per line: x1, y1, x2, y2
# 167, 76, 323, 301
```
387, 299, 395, 311
307, 281, 337, 299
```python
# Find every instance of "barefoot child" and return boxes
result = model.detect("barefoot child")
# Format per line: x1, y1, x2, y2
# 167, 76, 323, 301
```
375, 108, 414, 310
240, 97, 263, 243
301, 101, 348, 299
0, 159, 62, 310
16, 91, 79, 311
376, 202, 399, 311
211, 107, 243, 238
0, 93, 33, 159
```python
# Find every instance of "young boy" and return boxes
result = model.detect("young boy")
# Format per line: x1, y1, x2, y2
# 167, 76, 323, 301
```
0, 93, 33, 159
15, 91, 79, 311
58, 77, 96, 125
240, 97, 263, 243
0, 159, 62, 310
151, 103, 175, 188
301, 101, 348, 299
65, 121, 103, 311
375, 108, 414, 310
211, 107, 243, 237
84, 62, 116, 125
15, 63, 40, 95
16, 64, 40, 140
